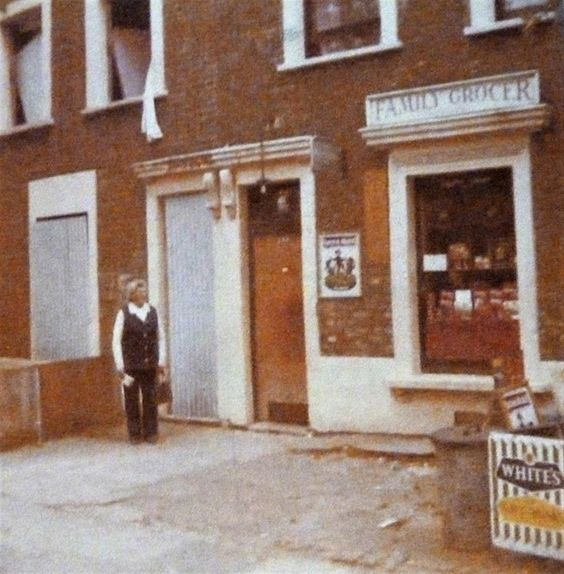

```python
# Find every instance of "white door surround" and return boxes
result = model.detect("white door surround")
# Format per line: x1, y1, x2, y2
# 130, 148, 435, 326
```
134, 136, 337, 425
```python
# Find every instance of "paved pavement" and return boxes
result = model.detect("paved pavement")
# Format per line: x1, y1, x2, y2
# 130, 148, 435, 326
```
0, 422, 560, 573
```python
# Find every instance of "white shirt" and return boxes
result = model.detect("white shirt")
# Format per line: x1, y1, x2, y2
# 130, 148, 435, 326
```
112, 302, 167, 372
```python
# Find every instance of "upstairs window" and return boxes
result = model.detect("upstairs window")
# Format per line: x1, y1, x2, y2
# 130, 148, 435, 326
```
0, 0, 52, 131
305, 0, 380, 58
280, 0, 400, 69
85, 0, 165, 110
496, 0, 554, 19
109, 0, 150, 101
465, 0, 557, 34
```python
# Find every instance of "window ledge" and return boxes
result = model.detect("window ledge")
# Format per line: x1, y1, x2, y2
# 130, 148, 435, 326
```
464, 12, 555, 36
464, 17, 524, 35
0, 119, 54, 139
82, 91, 168, 117
277, 42, 403, 72
387, 374, 494, 393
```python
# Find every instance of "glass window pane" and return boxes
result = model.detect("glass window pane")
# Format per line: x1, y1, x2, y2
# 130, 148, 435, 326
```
415, 168, 520, 374
305, 0, 380, 57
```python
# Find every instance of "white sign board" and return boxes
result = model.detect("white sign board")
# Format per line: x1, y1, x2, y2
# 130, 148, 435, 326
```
489, 431, 564, 561
366, 71, 540, 127
319, 233, 361, 298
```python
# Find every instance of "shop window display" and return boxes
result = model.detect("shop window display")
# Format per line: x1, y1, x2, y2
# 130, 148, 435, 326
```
415, 168, 520, 374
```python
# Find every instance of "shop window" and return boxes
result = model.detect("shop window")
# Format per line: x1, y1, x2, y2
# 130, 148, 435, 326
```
0, 1, 52, 131
415, 168, 520, 374
280, 0, 399, 69
465, 0, 557, 34
85, 0, 165, 109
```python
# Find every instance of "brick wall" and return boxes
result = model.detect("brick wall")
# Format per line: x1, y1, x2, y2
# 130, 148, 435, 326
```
0, 0, 561, 360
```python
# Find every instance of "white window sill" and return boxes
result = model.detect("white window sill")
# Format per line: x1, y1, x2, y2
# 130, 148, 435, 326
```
386, 374, 494, 393
82, 91, 168, 117
277, 42, 403, 72
464, 11, 555, 36
0, 119, 54, 138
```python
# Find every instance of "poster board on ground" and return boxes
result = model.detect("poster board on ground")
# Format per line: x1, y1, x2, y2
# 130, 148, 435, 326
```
489, 431, 564, 561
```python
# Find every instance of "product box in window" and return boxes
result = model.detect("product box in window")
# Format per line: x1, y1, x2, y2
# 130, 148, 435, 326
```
426, 292, 438, 322
489, 237, 515, 269
447, 242, 472, 270
501, 282, 519, 320
502, 282, 518, 300
438, 289, 455, 318
472, 288, 492, 316
489, 288, 506, 319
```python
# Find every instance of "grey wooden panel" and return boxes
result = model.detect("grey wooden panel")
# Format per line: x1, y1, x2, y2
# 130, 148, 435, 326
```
30, 215, 90, 360
165, 193, 218, 419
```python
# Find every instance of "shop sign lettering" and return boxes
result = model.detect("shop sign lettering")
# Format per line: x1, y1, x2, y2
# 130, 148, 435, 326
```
496, 457, 563, 492
366, 71, 540, 127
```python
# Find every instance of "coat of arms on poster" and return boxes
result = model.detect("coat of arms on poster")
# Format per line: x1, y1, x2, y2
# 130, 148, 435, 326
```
319, 233, 361, 298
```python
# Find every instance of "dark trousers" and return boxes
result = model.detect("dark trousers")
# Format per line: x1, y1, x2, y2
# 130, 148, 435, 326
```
123, 369, 158, 440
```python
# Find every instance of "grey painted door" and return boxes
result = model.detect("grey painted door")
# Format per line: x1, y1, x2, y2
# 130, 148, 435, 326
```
165, 193, 218, 419
30, 214, 90, 360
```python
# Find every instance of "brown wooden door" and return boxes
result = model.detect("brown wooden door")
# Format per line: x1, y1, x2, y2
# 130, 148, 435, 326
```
249, 183, 308, 424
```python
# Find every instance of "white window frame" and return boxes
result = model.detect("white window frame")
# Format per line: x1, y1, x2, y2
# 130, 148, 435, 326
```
465, 0, 556, 35
387, 136, 545, 392
84, 0, 165, 112
279, 0, 401, 71
0, 0, 52, 133
28, 171, 100, 359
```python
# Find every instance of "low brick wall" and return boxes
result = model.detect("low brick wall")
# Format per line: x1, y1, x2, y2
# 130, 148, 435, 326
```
38, 356, 122, 440
0, 356, 122, 449
0, 360, 41, 450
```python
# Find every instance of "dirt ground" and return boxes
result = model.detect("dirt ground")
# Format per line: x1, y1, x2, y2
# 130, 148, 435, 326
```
0, 422, 561, 573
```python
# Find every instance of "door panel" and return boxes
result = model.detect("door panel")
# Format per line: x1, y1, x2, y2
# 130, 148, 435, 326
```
165, 193, 217, 419
249, 183, 307, 424
30, 214, 90, 360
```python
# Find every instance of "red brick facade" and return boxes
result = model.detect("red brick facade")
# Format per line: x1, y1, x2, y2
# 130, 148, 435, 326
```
0, 0, 562, 366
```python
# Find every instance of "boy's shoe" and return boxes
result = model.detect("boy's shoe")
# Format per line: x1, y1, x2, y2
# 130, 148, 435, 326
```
145, 435, 158, 444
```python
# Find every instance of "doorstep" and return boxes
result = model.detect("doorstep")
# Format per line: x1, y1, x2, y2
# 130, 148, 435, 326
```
248, 421, 312, 436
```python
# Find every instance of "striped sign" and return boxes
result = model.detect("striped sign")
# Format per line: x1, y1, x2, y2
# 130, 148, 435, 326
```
489, 431, 564, 560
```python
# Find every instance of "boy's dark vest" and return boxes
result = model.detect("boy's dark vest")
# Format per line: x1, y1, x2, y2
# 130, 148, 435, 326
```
121, 305, 159, 371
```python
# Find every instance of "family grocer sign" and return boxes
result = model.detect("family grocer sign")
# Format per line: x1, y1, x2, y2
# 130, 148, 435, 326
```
365, 71, 540, 127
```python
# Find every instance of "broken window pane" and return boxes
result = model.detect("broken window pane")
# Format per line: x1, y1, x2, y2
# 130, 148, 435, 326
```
4, 7, 43, 125
109, 0, 151, 100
